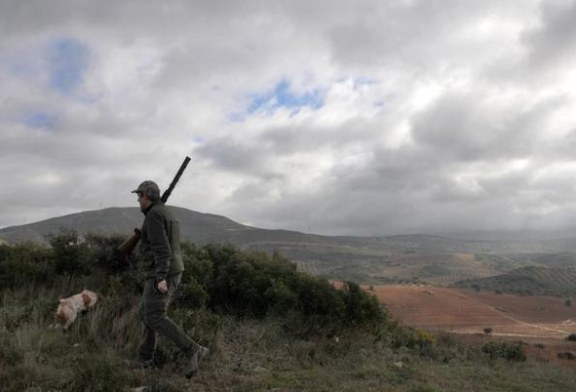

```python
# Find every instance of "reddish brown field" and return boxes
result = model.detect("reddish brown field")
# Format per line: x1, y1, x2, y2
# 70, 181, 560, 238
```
363, 284, 576, 366
370, 284, 576, 336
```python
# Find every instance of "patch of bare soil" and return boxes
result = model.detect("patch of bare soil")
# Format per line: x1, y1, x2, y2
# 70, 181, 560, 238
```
369, 285, 576, 335
366, 284, 576, 367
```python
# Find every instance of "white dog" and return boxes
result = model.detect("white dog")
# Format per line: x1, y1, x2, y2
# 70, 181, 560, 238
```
55, 289, 99, 330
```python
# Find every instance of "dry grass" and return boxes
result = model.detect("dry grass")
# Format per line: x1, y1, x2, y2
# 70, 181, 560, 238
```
3, 279, 576, 391
2, 286, 576, 392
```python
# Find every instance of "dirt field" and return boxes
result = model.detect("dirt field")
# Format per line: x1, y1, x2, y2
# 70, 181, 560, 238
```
369, 284, 576, 337
363, 284, 576, 367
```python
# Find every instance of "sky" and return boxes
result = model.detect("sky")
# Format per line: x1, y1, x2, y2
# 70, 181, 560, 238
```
2, 0, 576, 237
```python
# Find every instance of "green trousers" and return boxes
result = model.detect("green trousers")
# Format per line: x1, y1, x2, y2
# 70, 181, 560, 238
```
138, 273, 199, 360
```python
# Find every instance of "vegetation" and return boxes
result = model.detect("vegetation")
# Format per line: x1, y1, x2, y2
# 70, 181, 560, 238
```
453, 266, 576, 297
566, 333, 576, 342
481, 341, 526, 362
2, 232, 576, 391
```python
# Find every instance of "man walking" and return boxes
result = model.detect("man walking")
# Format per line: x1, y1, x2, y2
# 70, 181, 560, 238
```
130, 180, 208, 378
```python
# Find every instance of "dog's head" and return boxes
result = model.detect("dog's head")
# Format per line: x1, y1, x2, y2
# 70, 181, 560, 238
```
80, 290, 98, 308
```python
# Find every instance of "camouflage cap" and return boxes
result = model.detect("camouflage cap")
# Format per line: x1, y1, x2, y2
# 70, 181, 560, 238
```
131, 180, 161, 199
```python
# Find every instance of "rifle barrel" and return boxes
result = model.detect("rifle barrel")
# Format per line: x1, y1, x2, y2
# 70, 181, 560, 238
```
161, 156, 191, 203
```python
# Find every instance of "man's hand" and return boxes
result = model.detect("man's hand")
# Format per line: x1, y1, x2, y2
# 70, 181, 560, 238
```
157, 279, 168, 294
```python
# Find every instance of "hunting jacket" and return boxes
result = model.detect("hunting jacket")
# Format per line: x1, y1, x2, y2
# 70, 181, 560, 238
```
139, 201, 184, 282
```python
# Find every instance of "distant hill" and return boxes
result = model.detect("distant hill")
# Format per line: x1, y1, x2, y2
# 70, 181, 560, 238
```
0, 206, 326, 247
4, 206, 576, 285
452, 265, 576, 297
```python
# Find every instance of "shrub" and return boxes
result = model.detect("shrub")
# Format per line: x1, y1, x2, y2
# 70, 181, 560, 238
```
84, 233, 129, 275
566, 333, 576, 342
49, 228, 92, 276
408, 329, 438, 357
481, 341, 526, 361
178, 243, 388, 337
340, 281, 386, 330
0, 242, 53, 288
0, 236, 390, 341
557, 352, 576, 360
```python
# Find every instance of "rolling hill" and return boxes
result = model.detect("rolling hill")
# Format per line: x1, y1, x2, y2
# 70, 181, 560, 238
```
0, 207, 323, 246
3, 206, 576, 288
452, 265, 576, 297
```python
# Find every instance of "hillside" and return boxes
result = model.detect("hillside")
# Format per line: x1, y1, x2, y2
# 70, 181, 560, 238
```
453, 266, 576, 297
0, 207, 324, 247
4, 207, 576, 286
4, 238, 576, 391
371, 284, 576, 338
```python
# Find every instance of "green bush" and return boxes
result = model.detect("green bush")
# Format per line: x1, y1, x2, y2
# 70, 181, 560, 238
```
48, 228, 92, 276
481, 341, 526, 361
0, 233, 390, 341
340, 281, 386, 329
0, 242, 53, 289
173, 243, 389, 337
84, 233, 129, 275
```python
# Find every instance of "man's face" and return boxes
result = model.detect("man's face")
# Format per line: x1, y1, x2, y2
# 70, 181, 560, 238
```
137, 192, 152, 209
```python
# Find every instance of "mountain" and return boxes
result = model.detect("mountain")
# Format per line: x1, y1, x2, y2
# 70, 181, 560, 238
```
0, 207, 325, 246
3, 206, 576, 285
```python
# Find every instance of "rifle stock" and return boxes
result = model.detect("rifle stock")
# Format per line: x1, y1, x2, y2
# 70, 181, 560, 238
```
118, 156, 191, 262
118, 228, 142, 262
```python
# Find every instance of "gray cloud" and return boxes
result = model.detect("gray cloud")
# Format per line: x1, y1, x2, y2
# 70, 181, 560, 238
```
523, 1, 576, 68
409, 90, 563, 162
2, 0, 576, 237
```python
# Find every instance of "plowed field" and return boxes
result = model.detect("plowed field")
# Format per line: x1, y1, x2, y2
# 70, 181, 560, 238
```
364, 284, 576, 367
370, 285, 576, 339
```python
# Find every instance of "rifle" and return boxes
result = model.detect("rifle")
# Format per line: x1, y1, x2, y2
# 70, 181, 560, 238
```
118, 156, 191, 262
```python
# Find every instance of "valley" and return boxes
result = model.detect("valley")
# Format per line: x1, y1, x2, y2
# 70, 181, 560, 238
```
369, 284, 576, 367
371, 285, 576, 337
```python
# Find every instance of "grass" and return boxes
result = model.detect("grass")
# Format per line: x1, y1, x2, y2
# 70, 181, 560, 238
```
2, 284, 576, 392
2, 235, 576, 391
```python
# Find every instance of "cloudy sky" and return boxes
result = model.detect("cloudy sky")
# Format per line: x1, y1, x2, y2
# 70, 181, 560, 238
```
2, 0, 576, 236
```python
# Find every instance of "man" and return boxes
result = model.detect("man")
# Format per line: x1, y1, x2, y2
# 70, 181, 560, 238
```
130, 180, 208, 378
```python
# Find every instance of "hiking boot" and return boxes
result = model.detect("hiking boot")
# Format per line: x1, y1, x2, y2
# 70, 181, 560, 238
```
125, 357, 154, 369
185, 346, 209, 379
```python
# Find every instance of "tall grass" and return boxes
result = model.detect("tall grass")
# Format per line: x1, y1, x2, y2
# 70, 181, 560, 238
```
2, 233, 576, 391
